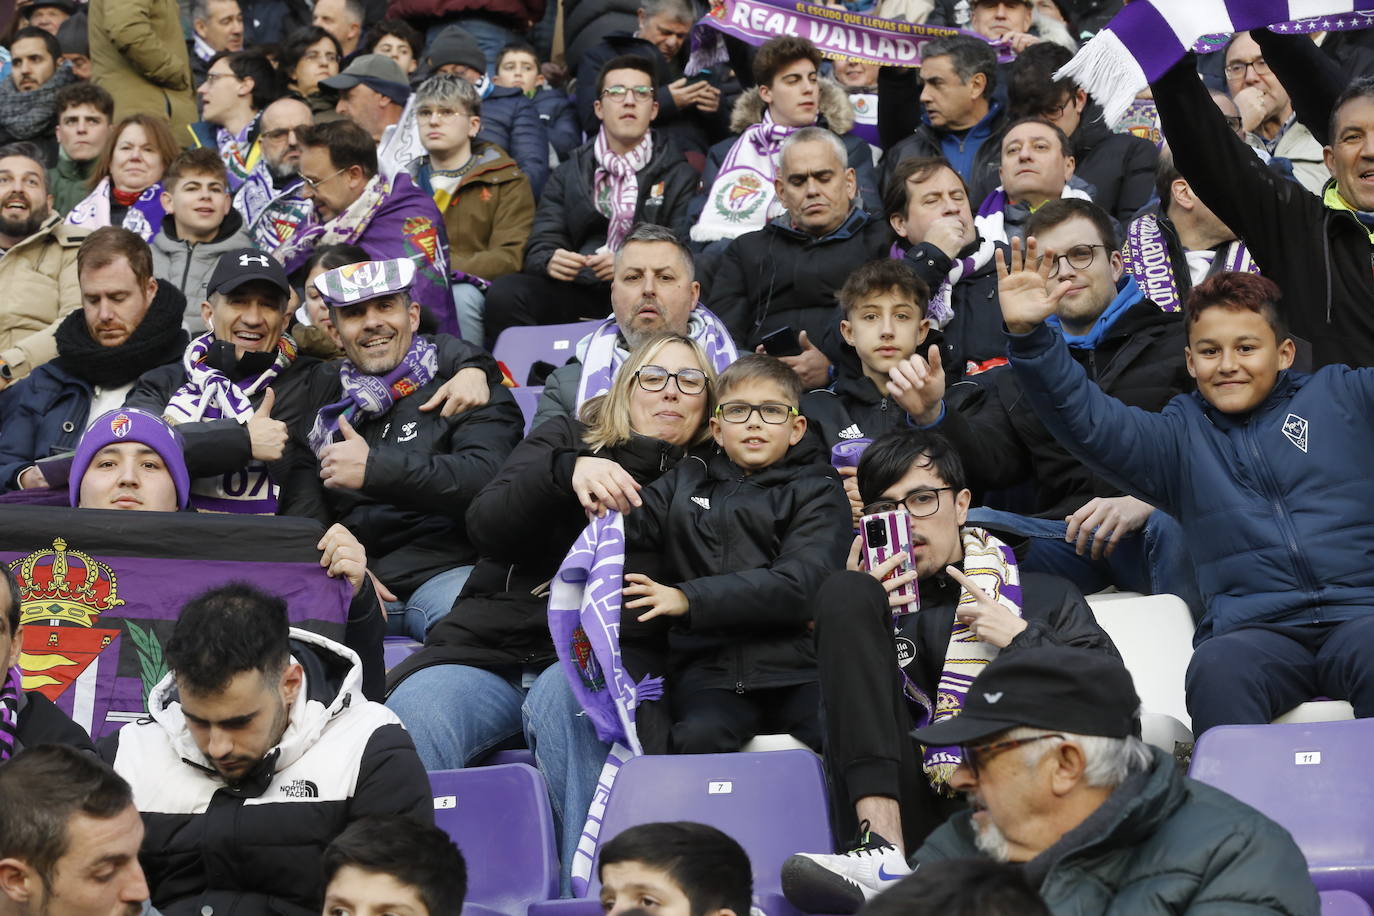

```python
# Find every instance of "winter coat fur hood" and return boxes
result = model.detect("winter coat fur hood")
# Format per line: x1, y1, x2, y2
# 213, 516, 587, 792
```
727, 77, 856, 136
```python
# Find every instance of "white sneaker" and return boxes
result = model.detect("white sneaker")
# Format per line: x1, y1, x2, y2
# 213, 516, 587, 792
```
781, 822, 911, 914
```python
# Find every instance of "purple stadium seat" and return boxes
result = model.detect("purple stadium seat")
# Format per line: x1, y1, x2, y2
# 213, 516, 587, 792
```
493, 320, 602, 388
529, 750, 832, 916
382, 636, 422, 671
512, 386, 544, 435
1323, 891, 1374, 915
1190, 719, 1374, 901
429, 764, 559, 916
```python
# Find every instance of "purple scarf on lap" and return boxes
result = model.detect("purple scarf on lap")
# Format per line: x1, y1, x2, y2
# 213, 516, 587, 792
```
309, 335, 438, 456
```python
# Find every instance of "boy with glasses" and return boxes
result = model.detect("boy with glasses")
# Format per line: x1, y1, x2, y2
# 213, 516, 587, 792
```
894, 197, 1202, 616
482, 55, 698, 350
408, 73, 534, 345
780, 428, 1115, 913
620, 353, 851, 754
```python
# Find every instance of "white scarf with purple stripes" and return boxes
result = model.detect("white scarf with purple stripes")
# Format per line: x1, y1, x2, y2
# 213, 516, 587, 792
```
593, 128, 653, 252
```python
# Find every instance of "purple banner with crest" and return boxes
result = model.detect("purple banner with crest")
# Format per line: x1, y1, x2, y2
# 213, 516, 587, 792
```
1, 507, 349, 739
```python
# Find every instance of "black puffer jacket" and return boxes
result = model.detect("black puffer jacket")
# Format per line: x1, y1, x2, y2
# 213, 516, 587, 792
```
904, 238, 1007, 381
1068, 105, 1158, 224
15, 690, 96, 754
387, 415, 692, 686
801, 371, 920, 451
1153, 51, 1374, 370
625, 438, 851, 693
937, 296, 1191, 519
522, 129, 699, 283
282, 340, 523, 599
706, 208, 892, 366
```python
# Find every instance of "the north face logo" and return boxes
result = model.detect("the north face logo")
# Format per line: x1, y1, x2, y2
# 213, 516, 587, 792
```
1282, 413, 1309, 453
279, 779, 318, 798
838, 424, 864, 440
691, 497, 710, 510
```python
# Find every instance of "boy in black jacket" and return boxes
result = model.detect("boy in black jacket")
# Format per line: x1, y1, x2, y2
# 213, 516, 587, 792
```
621, 354, 852, 754
802, 259, 939, 524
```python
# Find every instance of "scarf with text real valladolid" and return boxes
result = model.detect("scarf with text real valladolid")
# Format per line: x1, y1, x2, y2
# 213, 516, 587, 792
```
549, 510, 665, 895
909, 527, 1023, 794
1056, 1, 1374, 127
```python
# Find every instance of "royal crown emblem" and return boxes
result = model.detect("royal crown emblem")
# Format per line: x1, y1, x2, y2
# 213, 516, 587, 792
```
12, 537, 124, 629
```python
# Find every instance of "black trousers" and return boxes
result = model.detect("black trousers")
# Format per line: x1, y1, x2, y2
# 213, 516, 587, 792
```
482, 272, 612, 350
814, 571, 964, 852
669, 682, 822, 754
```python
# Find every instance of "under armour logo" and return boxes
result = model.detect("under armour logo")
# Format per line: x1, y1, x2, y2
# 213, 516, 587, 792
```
691, 497, 710, 510
983, 692, 1003, 704
1282, 413, 1309, 453
239, 253, 271, 268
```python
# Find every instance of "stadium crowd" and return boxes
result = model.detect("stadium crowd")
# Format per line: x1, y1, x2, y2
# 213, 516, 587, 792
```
0, 0, 1370, 912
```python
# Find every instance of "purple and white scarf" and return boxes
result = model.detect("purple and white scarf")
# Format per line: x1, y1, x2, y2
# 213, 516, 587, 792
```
65, 178, 167, 242
690, 111, 796, 243
594, 128, 653, 252
308, 335, 438, 456
888, 238, 995, 329
216, 114, 261, 191
1056, 2, 1374, 128
574, 306, 739, 411
549, 510, 665, 893
0, 665, 20, 763
974, 183, 1093, 252
907, 527, 1023, 794
273, 171, 391, 269
164, 333, 298, 514
1123, 213, 1259, 313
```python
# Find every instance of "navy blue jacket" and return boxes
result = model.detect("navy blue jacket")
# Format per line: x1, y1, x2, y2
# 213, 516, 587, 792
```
531, 86, 581, 161
1009, 322, 1374, 642
478, 86, 550, 197
0, 360, 92, 490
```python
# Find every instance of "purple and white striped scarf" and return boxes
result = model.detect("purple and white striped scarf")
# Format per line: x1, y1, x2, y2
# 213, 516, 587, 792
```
1123, 213, 1259, 313
1056, 2, 1374, 128
907, 527, 1022, 794
309, 335, 438, 456
65, 178, 167, 242
549, 510, 665, 893
690, 110, 796, 243
0, 665, 20, 762
164, 332, 298, 425
594, 128, 653, 252
888, 240, 994, 328
574, 305, 739, 411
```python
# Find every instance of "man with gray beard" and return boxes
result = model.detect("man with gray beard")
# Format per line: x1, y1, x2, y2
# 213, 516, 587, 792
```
0, 141, 91, 390
233, 96, 313, 251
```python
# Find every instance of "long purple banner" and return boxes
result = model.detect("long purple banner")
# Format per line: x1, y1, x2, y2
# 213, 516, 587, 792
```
696, 0, 1010, 67
2, 507, 349, 739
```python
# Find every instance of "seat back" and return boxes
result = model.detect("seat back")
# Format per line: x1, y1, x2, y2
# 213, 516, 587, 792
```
511, 386, 544, 435
1087, 593, 1194, 729
493, 321, 602, 387
428, 764, 559, 915
1190, 719, 1374, 901
1322, 890, 1374, 915
382, 636, 422, 671
586, 751, 832, 904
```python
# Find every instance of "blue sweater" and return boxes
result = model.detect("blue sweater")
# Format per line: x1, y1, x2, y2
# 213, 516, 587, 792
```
1009, 322, 1374, 643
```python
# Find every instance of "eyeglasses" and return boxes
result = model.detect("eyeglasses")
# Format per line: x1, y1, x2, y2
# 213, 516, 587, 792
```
715, 402, 797, 424
1223, 57, 1270, 80
862, 487, 953, 519
1042, 243, 1109, 277
296, 166, 347, 192
635, 365, 707, 395
961, 733, 1064, 778
1041, 97, 1072, 120
202, 71, 239, 84
260, 127, 302, 143
601, 84, 655, 103
1223, 115, 1243, 134
416, 106, 467, 121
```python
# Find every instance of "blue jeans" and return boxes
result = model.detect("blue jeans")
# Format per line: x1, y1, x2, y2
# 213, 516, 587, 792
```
966, 506, 1203, 619
453, 282, 486, 344
386, 661, 609, 896
384, 565, 473, 641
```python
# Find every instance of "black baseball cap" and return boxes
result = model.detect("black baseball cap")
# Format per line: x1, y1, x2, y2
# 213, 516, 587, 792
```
207, 249, 291, 298
910, 646, 1140, 747
320, 54, 412, 105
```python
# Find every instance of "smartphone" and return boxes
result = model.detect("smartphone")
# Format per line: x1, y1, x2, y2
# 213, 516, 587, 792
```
760, 325, 803, 358
861, 510, 919, 615
685, 69, 714, 86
